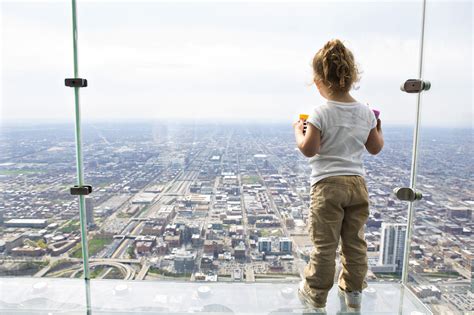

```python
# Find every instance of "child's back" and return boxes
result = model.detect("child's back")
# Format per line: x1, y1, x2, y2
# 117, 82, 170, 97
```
307, 100, 377, 186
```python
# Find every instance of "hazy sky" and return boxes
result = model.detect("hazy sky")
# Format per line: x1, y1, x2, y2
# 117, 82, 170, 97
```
1, 0, 472, 127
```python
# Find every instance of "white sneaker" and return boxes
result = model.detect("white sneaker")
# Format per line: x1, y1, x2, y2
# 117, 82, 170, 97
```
298, 280, 327, 313
338, 287, 362, 309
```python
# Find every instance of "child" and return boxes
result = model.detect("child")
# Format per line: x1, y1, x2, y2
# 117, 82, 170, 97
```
293, 39, 384, 311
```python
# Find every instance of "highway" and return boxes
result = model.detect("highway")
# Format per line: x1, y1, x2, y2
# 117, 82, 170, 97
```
103, 147, 206, 281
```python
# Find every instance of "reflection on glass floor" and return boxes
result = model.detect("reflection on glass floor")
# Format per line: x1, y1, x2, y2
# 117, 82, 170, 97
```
0, 278, 432, 314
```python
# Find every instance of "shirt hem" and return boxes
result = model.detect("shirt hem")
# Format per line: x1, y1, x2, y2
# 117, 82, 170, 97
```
310, 172, 365, 187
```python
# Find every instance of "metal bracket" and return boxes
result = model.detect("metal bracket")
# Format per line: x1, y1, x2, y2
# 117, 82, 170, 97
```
65, 78, 88, 88
70, 185, 93, 196
400, 79, 430, 93
393, 187, 422, 202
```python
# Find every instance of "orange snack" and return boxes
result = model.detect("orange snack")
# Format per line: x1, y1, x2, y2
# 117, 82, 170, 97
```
299, 114, 309, 135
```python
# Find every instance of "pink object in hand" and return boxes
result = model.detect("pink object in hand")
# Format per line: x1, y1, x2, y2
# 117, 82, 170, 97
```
372, 109, 380, 119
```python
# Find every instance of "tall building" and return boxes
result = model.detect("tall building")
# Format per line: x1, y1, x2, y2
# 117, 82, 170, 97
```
234, 242, 246, 260
258, 237, 272, 253
279, 237, 292, 253
174, 250, 196, 273
446, 205, 472, 220
85, 197, 95, 227
378, 222, 407, 273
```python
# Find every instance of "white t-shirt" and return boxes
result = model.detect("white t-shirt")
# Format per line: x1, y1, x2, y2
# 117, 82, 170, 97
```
306, 100, 377, 186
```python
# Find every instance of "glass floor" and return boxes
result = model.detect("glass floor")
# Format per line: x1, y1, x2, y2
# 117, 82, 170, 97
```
0, 278, 432, 314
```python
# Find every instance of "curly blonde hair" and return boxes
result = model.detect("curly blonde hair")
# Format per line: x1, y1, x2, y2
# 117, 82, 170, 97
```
312, 39, 360, 94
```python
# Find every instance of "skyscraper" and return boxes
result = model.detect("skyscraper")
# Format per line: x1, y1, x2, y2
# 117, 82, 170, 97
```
279, 237, 292, 253
174, 250, 196, 273
258, 237, 272, 253
85, 197, 95, 227
378, 222, 407, 273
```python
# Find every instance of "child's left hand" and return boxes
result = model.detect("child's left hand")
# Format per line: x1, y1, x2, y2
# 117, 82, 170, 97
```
293, 120, 305, 133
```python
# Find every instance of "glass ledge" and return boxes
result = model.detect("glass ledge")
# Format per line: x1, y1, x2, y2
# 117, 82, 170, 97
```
0, 278, 432, 314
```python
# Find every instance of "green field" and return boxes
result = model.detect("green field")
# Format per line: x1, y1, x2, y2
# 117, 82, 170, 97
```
422, 271, 460, 278
117, 212, 132, 219
148, 267, 191, 278
103, 268, 123, 279
373, 272, 401, 279
90, 266, 105, 279
70, 236, 114, 258
60, 220, 80, 234
126, 246, 136, 259
259, 229, 283, 237
242, 175, 262, 185
0, 169, 45, 175
136, 205, 150, 217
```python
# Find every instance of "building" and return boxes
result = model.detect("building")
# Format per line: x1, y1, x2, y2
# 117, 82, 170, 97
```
412, 285, 441, 299
136, 241, 153, 254
284, 215, 295, 229
279, 237, 292, 253
378, 222, 407, 273
164, 234, 181, 248
11, 245, 45, 257
203, 239, 224, 256
449, 249, 474, 288
234, 242, 246, 260
231, 234, 245, 247
131, 192, 156, 204
232, 268, 243, 281
142, 221, 165, 236
174, 250, 196, 274
135, 235, 156, 254
258, 237, 272, 253
155, 239, 168, 255
49, 240, 78, 256
446, 205, 472, 220
85, 197, 95, 227
5, 219, 47, 229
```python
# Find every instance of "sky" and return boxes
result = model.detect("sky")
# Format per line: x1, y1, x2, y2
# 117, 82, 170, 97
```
0, 0, 472, 127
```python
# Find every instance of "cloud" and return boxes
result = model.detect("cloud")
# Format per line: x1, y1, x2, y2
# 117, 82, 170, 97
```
1, 1, 472, 127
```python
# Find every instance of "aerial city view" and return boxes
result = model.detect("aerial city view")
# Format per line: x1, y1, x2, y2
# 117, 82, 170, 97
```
0, 122, 472, 314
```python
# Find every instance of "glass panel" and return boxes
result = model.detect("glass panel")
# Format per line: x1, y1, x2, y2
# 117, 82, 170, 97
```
0, 278, 432, 314
2, 0, 439, 313
74, 0, 423, 286
408, 1, 473, 314
0, 1, 87, 282
0, 277, 87, 313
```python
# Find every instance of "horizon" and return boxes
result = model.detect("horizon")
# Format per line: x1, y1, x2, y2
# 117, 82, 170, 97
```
0, 117, 473, 129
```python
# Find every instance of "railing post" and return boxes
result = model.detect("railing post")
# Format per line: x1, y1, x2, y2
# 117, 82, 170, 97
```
69, 0, 92, 312
401, 0, 427, 285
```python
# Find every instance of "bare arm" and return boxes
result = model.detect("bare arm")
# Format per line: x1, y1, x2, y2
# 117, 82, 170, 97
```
365, 119, 384, 155
293, 120, 321, 157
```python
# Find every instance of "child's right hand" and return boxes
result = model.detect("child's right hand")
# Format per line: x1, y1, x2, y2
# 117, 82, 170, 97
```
293, 120, 305, 134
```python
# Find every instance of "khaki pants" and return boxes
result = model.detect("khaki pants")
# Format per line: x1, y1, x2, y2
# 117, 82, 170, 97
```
303, 175, 369, 307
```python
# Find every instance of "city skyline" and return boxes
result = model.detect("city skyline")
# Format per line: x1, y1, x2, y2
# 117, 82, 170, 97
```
0, 122, 472, 314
